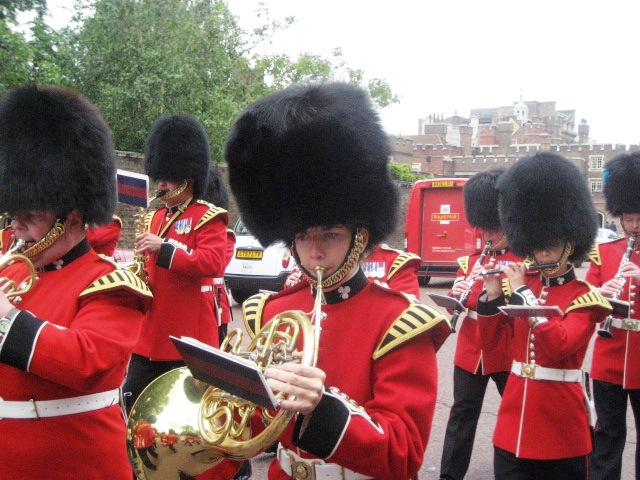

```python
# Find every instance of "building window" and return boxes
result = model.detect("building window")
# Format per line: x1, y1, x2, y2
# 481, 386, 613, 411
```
590, 179, 603, 192
589, 155, 603, 171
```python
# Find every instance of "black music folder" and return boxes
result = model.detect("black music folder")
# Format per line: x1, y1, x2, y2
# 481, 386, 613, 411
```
170, 336, 279, 410
608, 298, 631, 318
498, 305, 564, 318
427, 293, 465, 312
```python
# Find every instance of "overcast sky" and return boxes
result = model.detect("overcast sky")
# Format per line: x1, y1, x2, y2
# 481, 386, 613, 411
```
44, 0, 640, 145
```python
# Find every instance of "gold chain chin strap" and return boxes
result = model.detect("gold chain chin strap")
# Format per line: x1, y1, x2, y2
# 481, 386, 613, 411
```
162, 180, 189, 202
544, 242, 572, 276
491, 232, 507, 251
21, 219, 66, 258
295, 228, 366, 289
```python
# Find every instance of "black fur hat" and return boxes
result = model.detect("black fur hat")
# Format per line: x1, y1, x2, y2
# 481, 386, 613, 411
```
497, 152, 597, 262
202, 168, 229, 210
224, 82, 399, 247
0, 84, 116, 225
144, 114, 210, 198
463, 168, 505, 230
603, 151, 640, 216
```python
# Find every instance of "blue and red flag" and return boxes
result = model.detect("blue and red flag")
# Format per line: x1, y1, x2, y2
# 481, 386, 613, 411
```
117, 169, 149, 208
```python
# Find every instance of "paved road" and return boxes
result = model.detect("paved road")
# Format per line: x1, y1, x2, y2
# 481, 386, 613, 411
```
229, 265, 638, 479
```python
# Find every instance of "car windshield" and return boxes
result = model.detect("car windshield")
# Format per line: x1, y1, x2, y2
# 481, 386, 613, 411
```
235, 219, 251, 235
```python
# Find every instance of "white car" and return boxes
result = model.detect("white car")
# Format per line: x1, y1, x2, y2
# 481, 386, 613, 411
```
595, 227, 619, 243
224, 219, 296, 304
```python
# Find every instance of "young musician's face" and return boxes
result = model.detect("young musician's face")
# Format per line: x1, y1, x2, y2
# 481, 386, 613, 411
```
621, 213, 640, 237
482, 228, 506, 248
294, 225, 355, 279
532, 241, 568, 275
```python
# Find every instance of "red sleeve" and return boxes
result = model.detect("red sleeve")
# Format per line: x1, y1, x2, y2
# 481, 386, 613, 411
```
86, 220, 122, 256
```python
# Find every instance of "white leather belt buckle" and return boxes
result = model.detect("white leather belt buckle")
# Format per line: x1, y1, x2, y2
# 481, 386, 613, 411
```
0, 388, 120, 420
277, 445, 372, 480
612, 318, 640, 331
212, 277, 225, 286
511, 361, 581, 382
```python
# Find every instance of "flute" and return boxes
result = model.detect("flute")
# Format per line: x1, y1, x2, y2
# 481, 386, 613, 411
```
479, 262, 561, 276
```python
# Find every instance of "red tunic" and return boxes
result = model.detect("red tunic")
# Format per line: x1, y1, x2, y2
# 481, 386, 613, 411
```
216, 228, 236, 327
135, 200, 228, 359
361, 244, 421, 298
0, 226, 14, 254
452, 249, 525, 375
244, 275, 450, 480
85, 216, 122, 256
587, 238, 640, 388
0, 248, 151, 479
478, 272, 610, 459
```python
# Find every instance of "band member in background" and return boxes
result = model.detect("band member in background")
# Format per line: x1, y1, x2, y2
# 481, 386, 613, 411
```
0, 84, 152, 478
123, 114, 228, 412
477, 152, 610, 479
85, 215, 122, 257
587, 151, 640, 479
224, 82, 451, 480
439, 168, 529, 480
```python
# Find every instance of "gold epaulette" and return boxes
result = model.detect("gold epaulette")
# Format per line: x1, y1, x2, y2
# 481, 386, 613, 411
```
502, 278, 513, 299
523, 256, 535, 266
388, 251, 421, 280
80, 268, 153, 299
565, 285, 612, 314
458, 256, 470, 275
113, 215, 123, 227
194, 201, 227, 231
587, 243, 601, 266
373, 301, 448, 360
242, 292, 271, 339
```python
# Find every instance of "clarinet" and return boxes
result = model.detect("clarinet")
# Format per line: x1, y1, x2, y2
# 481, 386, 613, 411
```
598, 232, 638, 338
450, 241, 492, 332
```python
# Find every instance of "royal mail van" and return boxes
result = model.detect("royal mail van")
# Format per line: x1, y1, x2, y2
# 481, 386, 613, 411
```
404, 178, 482, 285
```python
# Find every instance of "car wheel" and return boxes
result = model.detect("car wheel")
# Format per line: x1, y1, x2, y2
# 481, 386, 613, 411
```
419, 276, 431, 287
230, 289, 256, 305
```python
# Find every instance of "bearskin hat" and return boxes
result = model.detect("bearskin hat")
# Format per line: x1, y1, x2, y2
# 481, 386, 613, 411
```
497, 152, 597, 262
0, 84, 116, 225
202, 168, 229, 210
144, 114, 210, 198
463, 168, 505, 230
224, 82, 399, 247
603, 151, 640, 216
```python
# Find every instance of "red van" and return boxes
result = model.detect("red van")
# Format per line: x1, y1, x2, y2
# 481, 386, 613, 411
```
404, 178, 482, 285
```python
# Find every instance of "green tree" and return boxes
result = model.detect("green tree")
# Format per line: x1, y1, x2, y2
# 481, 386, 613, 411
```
388, 161, 426, 182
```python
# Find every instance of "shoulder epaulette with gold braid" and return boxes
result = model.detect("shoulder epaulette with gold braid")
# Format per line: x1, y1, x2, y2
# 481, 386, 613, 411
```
523, 256, 535, 267
502, 278, 513, 300
564, 284, 612, 314
458, 256, 470, 275
194, 201, 227, 231
587, 243, 601, 266
388, 251, 421, 280
373, 300, 448, 360
242, 292, 271, 339
80, 268, 153, 299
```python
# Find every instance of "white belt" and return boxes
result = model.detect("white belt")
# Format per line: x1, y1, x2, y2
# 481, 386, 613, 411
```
611, 318, 640, 332
511, 361, 582, 382
465, 310, 478, 320
278, 445, 372, 480
0, 388, 120, 419
201, 285, 213, 292
213, 277, 225, 286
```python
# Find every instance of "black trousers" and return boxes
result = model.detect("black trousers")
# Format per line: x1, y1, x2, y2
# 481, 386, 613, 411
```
590, 379, 640, 480
494, 446, 588, 480
439, 365, 509, 480
123, 353, 185, 412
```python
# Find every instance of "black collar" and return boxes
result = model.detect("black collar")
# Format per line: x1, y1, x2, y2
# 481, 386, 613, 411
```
165, 204, 181, 215
314, 268, 369, 304
39, 238, 91, 272
541, 265, 576, 287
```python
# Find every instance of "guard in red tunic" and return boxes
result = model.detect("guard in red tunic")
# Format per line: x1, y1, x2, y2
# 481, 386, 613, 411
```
361, 243, 421, 298
224, 82, 451, 480
0, 85, 152, 479
439, 169, 532, 480
477, 152, 611, 479
124, 114, 228, 412
587, 151, 640, 479
85, 215, 122, 256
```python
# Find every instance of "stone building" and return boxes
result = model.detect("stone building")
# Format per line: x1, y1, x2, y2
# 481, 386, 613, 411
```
389, 98, 640, 224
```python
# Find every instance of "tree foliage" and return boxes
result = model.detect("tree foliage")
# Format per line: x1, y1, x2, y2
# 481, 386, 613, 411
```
2, 0, 399, 163
388, 161, 426, 182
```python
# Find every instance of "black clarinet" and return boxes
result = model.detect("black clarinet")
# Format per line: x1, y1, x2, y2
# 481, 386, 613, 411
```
598, 232, 638, 338
450, 241, 492, 332
478, 262, 561, 276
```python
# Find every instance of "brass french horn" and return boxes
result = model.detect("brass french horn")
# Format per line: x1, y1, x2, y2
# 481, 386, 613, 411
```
126, 267, 326, 479
0, 238, 38, 304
